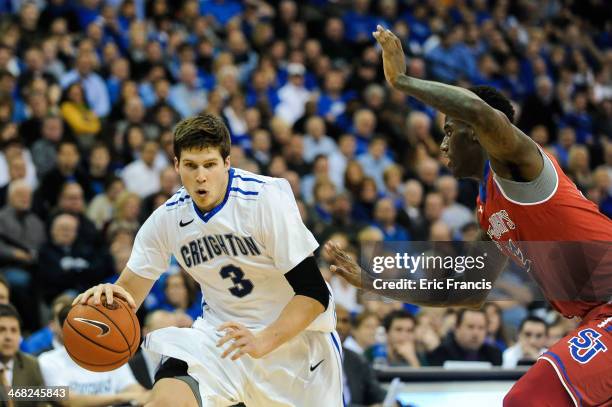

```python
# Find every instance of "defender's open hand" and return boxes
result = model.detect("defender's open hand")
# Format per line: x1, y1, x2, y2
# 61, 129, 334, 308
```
324, 241, 364, 289
373, 25, 407, 87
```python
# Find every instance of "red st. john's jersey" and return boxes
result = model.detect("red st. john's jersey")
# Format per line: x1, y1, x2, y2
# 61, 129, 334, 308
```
476, 149, 612, 318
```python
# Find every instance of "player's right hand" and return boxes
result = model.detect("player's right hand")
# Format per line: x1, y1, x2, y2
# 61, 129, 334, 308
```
324, 241, 364, 289
72, 283, 137, 309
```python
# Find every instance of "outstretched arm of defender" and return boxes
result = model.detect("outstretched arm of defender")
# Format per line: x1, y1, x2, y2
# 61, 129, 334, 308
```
72, 267, 155, 310
325, 238, 507, 308
373, 26, 536, 164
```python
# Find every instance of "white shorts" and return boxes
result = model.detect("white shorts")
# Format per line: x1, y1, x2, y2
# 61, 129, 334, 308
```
142, 318, 345, 407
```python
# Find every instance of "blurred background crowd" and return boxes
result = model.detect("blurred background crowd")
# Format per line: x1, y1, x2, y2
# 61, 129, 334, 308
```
0, 0, 610, 405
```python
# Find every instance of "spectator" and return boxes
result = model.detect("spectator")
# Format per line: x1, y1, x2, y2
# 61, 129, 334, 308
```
275, 63, 311, 126
60, 51, 110, 118
59, 82, 101, 149
316, 69, 353, 131
329, 134, 357, 190
156, 271, 201, 321
0, 275, 9, 304
0, 304, 46, 401
38, 305, 149, 405
351, 109, 376, 156
503, 316, 548, 368
30, 114, 65, 178
38, 213, 109, 303
344, 311, 379, 357
336, 305, 386, 407
0, 154, 27, 208
567, 145, 592, 192
86, 176, 126, 230
303, 116, 338, 163
373, 197, 410, 241
397, 179, 428, 240
358, 136, 393, 192
87, 142, 112, 196
168, 62, 207, 119
0, 180, 45, 331
140, 167, 180, 221
425, 26, 478, 83
51, 181, 101, 247
0, 137, 38, 191
484, 302, 510, 352
382, 164, 404, 205
518, 76, 564, 140
351, 177, 379, 223
114, 96, 159, 141
35, 140, 92, 216
383, 310, 423, 367
105, 191, 142, 240
436, 175, 474, 236
428, 309, 502, 366
121, 140, 163, 198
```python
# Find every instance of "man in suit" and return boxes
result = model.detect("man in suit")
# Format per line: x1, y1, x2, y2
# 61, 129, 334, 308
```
336, 305, 386, 407
0, 303, 48, 407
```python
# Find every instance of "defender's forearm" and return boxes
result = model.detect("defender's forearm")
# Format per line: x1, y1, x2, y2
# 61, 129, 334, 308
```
394, 74, 484, 123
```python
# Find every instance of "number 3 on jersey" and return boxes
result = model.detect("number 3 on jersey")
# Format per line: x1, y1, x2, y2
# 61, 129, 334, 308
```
220, 265, 254, 298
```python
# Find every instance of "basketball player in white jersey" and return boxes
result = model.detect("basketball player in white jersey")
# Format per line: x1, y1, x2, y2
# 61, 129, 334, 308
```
73, 114, 343, 407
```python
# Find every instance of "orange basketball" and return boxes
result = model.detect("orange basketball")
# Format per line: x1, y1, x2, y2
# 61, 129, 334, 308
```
63, 296, 140, 372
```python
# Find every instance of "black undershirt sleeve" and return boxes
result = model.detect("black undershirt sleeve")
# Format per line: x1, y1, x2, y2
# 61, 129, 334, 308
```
284, 256, 330, 310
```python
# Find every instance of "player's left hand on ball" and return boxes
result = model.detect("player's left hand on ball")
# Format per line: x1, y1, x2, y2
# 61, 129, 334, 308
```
217, 322, 268, 360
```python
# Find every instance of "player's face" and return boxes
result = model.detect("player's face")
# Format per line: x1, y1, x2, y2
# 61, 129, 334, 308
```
441, 116, 486, 179
0, 317, 20, 360
176, 147, 230, 212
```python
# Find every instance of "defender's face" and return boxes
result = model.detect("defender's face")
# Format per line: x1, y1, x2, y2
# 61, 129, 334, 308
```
175, 147, 230, 212
441, 116, 485, 178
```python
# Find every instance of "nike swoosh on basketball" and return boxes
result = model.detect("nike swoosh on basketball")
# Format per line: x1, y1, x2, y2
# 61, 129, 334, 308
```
310, 359, 324, 372
74, 318, 110, 337
180, 219, 194, 227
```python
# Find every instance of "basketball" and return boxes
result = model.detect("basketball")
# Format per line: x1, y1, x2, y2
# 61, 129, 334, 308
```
62, 296, 140, 372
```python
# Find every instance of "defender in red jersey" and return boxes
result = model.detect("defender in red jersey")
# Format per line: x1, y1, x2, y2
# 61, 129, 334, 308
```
326, 26, 611, 406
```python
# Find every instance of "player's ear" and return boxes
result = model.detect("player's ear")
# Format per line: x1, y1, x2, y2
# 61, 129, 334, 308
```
174, 156, 180, 172
224, 155, 231, 170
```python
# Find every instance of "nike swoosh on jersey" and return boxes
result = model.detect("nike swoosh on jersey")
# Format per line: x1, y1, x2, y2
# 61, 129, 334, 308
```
180, 219, 195, 227
73, 318, 111, 337
310, 359, 324, 372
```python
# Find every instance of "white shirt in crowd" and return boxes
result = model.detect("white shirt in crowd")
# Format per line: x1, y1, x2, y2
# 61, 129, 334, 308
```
38, 346, 138, 395
502, 343, 547, 368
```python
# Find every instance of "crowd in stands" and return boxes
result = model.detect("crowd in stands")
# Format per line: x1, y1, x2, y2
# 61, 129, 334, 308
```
0, 0, 610, 404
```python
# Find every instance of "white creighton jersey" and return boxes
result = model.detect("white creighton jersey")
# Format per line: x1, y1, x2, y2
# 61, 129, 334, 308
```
128, 167, 334, 331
